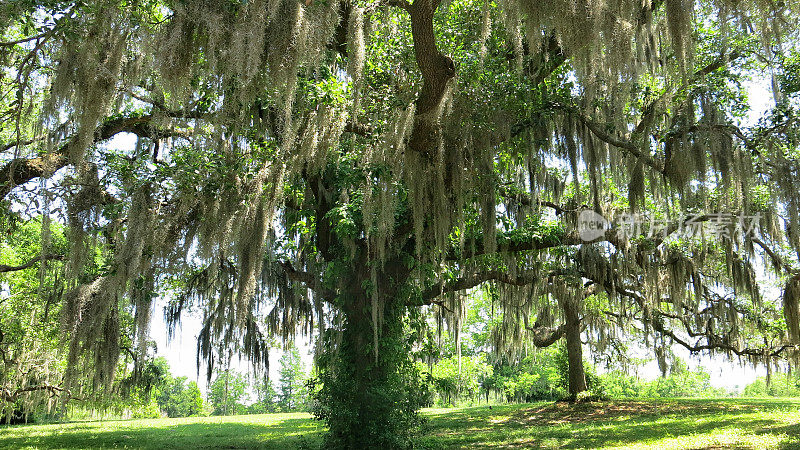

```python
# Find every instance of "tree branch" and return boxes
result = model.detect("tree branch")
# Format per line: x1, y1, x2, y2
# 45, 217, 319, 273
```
1, 137, 39, 153
556, 103, 666, 174
752, 235, 795, 273
420, 269, 540, 302
498, 185, 580, 215
0, 113, 195, 200
0, 31, 51, 47
279, 261, 335, 301
582, 261, 796, 361
406, 0, 456, 158
343, 122, 373, 137
1, 384, 84, 403
0, 254, 64, 274
528, 323, 565, 348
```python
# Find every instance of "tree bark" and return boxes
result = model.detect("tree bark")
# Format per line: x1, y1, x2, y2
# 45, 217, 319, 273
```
529, 323, 565, 348
407, 0, 456, 159
563, 299, 587, 398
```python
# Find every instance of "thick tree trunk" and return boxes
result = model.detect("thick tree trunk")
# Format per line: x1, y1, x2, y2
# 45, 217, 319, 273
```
314, 261, 425, 449
407, 0, 456, 159
563, 299, 587, 398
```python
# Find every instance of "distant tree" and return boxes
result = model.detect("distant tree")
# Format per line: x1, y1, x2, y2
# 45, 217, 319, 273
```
599, 359, 729, 399
184, 381, 204, 416
430, 354, 493, 405
278, 347, 307, 411
599, 372, 644, 399
492, 348, 566, 403
642, 360, 723, 398
743, 373, 800, 397
156, 375, 204, 418
251, 378, 279, 414
209, 370, 248, 416
0, 218, 69, 422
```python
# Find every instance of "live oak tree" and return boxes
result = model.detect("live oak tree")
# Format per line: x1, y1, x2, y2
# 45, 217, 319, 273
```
3, 0, 800, 446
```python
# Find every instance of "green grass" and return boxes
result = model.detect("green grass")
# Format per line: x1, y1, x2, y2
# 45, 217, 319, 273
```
418, 398, 800, 449
2, 399, 800, 449
0, 412, 325, 449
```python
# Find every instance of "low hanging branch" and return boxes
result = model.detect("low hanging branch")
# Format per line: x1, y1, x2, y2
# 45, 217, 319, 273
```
418, 269, 540, 304
451, 227, 620, 261
584, 263, 797, 360
528, 323, 565, 348
1, 385, 84, 404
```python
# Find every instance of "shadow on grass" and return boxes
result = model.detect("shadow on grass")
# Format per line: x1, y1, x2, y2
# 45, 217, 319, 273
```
420, 399, 800, 449
0, 417, 325, 449
756, 422, 800, 450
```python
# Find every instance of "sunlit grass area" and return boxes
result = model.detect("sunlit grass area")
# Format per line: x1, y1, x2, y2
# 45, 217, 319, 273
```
418, 398, 800, 449
2, 399, 800, 449
0, 412, 325, 449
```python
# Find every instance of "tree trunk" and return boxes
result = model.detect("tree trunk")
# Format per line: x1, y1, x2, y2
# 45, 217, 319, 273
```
563, 299, 587, 398
313, 262, 426, 449
224, 370, 229, 416
407, 0, 456, 159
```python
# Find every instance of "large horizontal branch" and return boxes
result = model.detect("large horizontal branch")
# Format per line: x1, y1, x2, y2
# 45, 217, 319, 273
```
419, 269, 540, 302
0, 151, 67, 201
651, 313, 795, 359
1, 384, 83, 403
0, 113, 195, 201
419, 266, 583, 304
0, 254, 64, 274
582, 262, 796, 360
452, 227, 620, 261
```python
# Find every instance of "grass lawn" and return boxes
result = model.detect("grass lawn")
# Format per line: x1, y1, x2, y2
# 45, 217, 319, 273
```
0, 412, 324, 449
2, 398, 799, 449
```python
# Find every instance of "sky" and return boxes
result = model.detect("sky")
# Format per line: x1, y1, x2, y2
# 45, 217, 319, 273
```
148, 297, 315, 395
143, 71, 782, 397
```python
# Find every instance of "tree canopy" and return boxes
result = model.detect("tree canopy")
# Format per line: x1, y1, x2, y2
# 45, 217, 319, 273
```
3, 0, 800, 445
